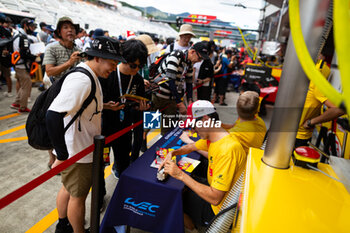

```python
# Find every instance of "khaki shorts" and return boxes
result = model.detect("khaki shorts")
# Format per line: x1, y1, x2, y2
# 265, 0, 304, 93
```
61, 163, 93, 197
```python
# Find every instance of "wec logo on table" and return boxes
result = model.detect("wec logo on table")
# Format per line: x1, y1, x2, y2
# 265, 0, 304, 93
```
123, 197, 160, 217
143, 110, 161, 129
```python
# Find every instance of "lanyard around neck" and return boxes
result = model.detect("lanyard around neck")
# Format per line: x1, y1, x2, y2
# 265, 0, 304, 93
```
117, 65, 133, 103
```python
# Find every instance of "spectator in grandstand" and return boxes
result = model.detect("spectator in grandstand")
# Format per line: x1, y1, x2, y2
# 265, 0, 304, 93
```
0, 16, 13, 97
38, 22, 49, 44
100, 39, 149, 178
165, 24, 195, 53
10, 18, 39, 113
42, 16, 81, 169
153, 42, 209, 135
47, 36, 124, 233
159, 100, 246, 230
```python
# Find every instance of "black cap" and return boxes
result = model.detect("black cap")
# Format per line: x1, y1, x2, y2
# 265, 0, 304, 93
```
20, 18, 35, 27
85, 36, 126, 62
192, 42, 210, 60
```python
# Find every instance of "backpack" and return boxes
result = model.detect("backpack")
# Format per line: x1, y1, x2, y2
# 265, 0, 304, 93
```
26, 67, 96, 150
148, 53, 169, 78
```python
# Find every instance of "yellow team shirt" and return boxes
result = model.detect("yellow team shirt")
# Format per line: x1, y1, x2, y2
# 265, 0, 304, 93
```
297, 60, 330, 140
229, 117, 267, 154
195, 134, 246, 214
296, 82, 328, 139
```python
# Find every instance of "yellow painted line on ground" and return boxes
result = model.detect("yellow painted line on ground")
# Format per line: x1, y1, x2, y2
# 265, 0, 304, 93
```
0, 124, 25, 137
25, 209, 58, 233
0, 136, 28, 143
26, 130, 160, 232
0, 113, 20, 121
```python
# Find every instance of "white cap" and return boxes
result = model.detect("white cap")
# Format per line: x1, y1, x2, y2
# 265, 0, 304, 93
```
187, 100, 216, 120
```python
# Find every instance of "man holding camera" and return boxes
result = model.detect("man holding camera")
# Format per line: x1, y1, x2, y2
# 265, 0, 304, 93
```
43, 16, 81, 82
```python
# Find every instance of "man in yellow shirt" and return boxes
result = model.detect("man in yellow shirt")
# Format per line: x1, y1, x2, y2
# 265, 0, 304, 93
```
295, 60, 344, 147
223, 91, 267, 154
159, 100, 246, 230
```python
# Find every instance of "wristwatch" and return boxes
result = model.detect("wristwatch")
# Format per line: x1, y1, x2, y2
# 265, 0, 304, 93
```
307, 119, 314, 128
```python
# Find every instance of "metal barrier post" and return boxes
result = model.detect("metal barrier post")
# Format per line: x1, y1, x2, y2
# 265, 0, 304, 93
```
90, 135, 105, 233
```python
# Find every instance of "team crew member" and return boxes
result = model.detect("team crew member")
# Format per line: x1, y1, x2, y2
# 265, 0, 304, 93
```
100, 39, 149, 178
46, 36, 124, 233
159, 100, 246, 230
224, 91, 267, 154
154, 42, 209, 135
295, 59, 345, 147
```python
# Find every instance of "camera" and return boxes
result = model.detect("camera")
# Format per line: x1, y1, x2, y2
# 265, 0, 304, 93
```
78, 52, 87, 58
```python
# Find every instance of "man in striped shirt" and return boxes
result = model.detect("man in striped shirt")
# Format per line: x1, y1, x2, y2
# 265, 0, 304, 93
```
152, 42, 209, 135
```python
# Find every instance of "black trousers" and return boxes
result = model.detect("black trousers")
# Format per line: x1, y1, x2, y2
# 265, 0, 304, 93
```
197, 86, 211, 101
110, 130, 133, 176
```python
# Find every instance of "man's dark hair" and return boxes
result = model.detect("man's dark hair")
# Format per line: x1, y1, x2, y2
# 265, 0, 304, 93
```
4, 17, 12, 23
79, 28, 84, 33
121, 39, 148, 66
89, 30, 94, 37
207, 112, 219, 121
166, 37, 175, 45
239, 82, 261, 95
153, 37, 159, 43
39, 22, 46, 29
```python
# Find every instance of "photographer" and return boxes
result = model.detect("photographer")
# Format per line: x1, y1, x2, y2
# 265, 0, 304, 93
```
43, 17, 81, 82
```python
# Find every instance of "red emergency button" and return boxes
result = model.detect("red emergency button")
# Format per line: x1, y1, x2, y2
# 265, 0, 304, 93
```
295, 146, 320, 159
293, 146, 321, 169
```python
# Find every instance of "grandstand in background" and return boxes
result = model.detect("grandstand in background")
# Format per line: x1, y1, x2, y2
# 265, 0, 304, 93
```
0, 0, 177, 38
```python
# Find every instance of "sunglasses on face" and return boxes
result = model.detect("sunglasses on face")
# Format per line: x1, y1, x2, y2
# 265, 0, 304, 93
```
128, 63, 143, 69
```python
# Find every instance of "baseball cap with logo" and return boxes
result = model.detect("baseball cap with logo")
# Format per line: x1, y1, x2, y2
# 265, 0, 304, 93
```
186, 100, 216, 121
192, 42, 210, 60
85, 36, 126, 62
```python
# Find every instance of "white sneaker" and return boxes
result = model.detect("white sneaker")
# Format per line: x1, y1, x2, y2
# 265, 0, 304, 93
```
3, 92, 13, 97
28, 97, 32, 103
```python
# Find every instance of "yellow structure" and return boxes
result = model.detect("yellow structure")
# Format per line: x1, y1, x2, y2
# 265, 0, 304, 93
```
236, 148, 350, 233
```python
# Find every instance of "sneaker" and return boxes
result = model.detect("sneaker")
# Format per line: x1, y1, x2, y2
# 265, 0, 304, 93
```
55, 222, 73, 233
3, 92, 13, 97
18, 107, 31, 113
112, 168, 119, 179
219, 102, 227, 106
10, 103, 20, 109
28, 97, 32, 103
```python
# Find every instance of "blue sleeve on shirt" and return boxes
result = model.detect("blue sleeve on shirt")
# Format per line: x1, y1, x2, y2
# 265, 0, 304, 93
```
46, 110, 69, 161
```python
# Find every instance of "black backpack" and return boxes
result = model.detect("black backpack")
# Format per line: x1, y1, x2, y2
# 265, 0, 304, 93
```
148, 53, 169, 78
26, 67, 96, 150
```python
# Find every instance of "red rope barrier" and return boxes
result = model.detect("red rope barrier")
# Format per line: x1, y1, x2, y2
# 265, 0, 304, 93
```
0, 120, 143, 210
0, 70, 240, 209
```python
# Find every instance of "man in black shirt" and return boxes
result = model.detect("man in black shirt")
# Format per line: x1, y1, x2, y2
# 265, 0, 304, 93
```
100, 39, 149, 178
